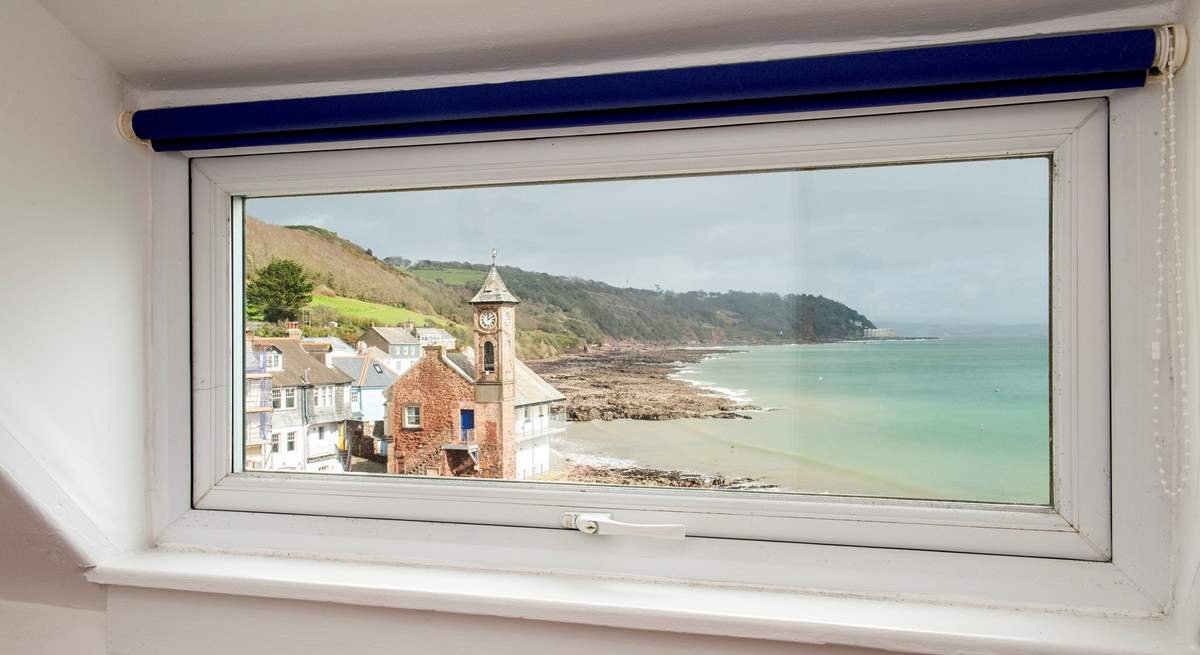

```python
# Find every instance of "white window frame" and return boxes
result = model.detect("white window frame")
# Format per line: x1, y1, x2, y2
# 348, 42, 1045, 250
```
174, 94, 1172, 613
273, 387, 296, 410
315, 385, 334, 409
403, 404, 422, 429
198, 99, 1107, 558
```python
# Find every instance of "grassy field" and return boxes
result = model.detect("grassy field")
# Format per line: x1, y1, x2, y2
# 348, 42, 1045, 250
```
405, 267, 486, 286
309, 295, 449, 327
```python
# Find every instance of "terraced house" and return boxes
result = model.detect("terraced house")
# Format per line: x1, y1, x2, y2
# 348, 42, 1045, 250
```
252, 331, 354, 472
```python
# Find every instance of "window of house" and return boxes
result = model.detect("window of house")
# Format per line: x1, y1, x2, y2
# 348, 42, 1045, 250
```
203, 98, 1139, 563
318, 426, 326, 441
351, 388, 360, 404
264, 351, 282, 370
271, 388, 298, 410
286, 432, 297, 452
404, 405, 422, 429
315, 386, 333, 408
269, 433, 279, 454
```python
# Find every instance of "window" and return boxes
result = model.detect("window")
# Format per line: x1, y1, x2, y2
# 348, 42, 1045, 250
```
404, 405, 422, 429
286, 432, 296, 452
205, 99, 1124, 561
351, 388, 360, 404
270, 388, 297, 410
264, 351, 282, 370
315, 385, 334, 408
483, 341, 495, 374
269, 433, 279, 454
318, 426, 326, 441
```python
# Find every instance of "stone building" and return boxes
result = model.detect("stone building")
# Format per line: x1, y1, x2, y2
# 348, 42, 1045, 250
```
385, 265, 565, 479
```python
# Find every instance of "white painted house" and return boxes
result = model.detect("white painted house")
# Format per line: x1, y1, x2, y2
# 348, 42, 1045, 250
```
252, 336, 353, 472
332, 346, 400, 457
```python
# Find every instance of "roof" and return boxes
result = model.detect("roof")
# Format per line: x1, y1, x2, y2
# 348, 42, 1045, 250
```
331, 348, 399, 388
469, 266, 520, 304
251, 338, 353, 387
415, 327, 455, 341
366, 326, 420, 345
439, 350, 564, 406
300, 342, 330, 356
302, 336, 355, 353
513, 360, 567, 406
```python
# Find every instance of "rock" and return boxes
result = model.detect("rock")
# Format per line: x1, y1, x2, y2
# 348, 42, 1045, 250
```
564, 462, 775, 490
526, 347, 757, 423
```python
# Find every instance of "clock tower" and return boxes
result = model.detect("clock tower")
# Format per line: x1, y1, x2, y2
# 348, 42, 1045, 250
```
469, 253, 519, 403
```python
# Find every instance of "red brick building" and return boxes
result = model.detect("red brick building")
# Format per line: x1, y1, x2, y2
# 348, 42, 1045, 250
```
385, 265, 565, 479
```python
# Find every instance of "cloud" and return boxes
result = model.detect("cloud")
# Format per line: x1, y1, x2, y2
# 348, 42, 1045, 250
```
247, 157, 1049, 325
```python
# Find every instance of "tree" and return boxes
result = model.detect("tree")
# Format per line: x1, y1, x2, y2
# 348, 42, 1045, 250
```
246, 258, 314, 322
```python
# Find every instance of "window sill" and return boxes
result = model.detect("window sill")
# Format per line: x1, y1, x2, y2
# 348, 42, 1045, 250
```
86, 547, 1191, 655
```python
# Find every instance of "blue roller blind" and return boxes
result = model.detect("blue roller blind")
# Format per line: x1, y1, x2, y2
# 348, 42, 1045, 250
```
131, 28, 1159, 152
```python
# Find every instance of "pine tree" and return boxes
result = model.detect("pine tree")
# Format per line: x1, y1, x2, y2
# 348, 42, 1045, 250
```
246, 258, 314, 322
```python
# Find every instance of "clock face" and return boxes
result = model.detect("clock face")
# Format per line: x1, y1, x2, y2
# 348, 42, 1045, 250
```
478, 310, 497, 329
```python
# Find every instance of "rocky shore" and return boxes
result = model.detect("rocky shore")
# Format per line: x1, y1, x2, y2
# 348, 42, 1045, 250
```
563, 462, 776, 490
525, 346, 758, 421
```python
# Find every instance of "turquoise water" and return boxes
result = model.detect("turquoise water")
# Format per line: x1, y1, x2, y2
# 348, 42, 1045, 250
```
562, 338, 1050, 504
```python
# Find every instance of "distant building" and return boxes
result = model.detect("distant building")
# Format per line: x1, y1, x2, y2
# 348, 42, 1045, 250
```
384, 265, 565, 480
332, 346, 399, 458
360, 326, 423, 374
301, 335, 356, 366
243, 338, 274, 470
251, 334, 354, 472
414, 326, 457, 349
863, 327, 898, 339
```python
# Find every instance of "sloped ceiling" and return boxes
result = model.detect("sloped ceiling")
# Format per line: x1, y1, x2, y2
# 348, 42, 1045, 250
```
38, 0, 1173, 90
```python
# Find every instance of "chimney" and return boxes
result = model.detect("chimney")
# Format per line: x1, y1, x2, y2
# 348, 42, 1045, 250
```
422, 344, 444, 359
286, 327, 303, 339
356, 341, 367, 354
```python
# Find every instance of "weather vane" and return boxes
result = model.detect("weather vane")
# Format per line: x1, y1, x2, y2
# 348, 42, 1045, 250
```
490, 248, 497, 266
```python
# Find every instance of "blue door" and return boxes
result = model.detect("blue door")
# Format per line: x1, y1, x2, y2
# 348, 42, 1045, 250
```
460, 409, 475, 442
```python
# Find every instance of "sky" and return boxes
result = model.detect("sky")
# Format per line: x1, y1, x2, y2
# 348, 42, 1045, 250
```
247, 157, 1049, 326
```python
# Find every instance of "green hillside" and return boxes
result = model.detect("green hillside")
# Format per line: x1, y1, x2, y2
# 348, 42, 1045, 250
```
309, 295, 450, 327
244, 216, 874, 357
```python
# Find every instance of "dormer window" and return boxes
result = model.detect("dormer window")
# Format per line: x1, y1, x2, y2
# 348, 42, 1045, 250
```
263, 350, 282, 370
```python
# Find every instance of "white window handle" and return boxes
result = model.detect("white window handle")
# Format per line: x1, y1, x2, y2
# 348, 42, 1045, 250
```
561, 512, 685, 539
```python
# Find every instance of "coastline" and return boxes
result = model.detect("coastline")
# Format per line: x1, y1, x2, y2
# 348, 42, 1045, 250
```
525, 346, 758, 421
561, 461, 776, 490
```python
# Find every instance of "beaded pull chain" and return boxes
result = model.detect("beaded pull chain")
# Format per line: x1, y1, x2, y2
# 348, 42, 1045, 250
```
1153, 31, 1191, 498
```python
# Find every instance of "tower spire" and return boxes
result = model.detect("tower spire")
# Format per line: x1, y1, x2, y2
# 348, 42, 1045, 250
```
470, 252, 520, 304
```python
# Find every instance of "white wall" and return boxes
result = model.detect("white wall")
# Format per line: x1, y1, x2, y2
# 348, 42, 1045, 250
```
106, 587, 891, 655
1171, 2, 1200, 645
0, 0, 150, 560
0, 598, 107, 655
0, 0, 148, 648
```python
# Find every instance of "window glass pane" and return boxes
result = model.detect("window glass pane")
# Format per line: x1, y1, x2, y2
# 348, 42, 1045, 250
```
240, 157, 1050, 504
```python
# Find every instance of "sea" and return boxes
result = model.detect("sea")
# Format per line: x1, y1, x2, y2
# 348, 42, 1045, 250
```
559, 337, 1051, 505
